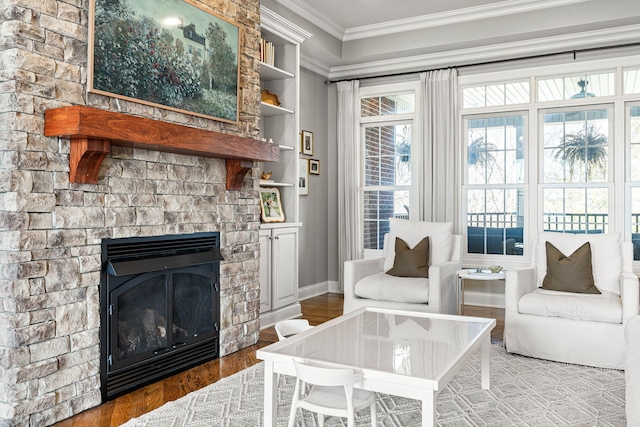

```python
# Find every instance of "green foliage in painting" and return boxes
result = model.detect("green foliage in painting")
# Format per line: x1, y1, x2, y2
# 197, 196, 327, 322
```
92, 0, 238, 122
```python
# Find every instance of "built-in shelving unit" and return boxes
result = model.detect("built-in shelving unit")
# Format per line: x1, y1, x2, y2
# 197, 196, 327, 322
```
258, 6, 311, 326
260, 103, 295, 116
260, 62, 294, 81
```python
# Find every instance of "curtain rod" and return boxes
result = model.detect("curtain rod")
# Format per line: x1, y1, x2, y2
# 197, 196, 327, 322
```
326, 41, 640, 85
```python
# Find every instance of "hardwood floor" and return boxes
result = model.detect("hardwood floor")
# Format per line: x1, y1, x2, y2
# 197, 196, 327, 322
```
54, 294, 504, 427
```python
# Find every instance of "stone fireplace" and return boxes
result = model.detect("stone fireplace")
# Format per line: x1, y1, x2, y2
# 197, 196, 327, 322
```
0, 0, 264, 425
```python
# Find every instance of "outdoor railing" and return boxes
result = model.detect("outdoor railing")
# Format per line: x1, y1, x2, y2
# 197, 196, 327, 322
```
467, 213, 521, 228
466, 212, 640, 232
466, 212, 640, 260
543, 213, 608, 233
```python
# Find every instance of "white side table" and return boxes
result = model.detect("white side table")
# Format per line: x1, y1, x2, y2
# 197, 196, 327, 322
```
456, 270, 506, 315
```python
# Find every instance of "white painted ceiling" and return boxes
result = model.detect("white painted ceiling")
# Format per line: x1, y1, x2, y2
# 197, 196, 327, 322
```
262, 0, 640, 79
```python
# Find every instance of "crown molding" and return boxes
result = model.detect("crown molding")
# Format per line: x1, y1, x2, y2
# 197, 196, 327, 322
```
266, 0, 345, 40
327, 23, 640, 80
260, 5, 313, 44
343, 0, 591, 41
270, 0, 591, 43
301, 54, 332, 78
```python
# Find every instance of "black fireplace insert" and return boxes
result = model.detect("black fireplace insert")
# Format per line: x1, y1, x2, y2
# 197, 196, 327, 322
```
100, 232, 223, 400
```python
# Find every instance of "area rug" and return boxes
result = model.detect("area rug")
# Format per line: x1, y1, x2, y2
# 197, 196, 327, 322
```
121, 345, 626, 426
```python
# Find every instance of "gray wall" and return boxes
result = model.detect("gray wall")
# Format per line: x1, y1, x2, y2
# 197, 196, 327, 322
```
327, 85, 339, 284
298, 68, 331, 287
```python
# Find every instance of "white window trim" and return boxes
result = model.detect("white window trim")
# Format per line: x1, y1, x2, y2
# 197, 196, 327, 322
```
359, 82, 420, 259
461, 111, 530, 269
459, 54, 640, 273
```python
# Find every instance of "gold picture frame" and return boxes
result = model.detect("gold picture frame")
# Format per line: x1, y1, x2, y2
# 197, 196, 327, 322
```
259, 187, 285, 222
88, 0, 241, 124
301, 130, 313, 155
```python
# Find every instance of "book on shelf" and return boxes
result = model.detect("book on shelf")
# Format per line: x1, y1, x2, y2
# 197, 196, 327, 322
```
260, 37, 275, 66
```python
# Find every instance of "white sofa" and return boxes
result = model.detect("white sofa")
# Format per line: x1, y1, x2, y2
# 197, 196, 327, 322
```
626, 315, 640, 426
343, 220, 462, 315
504, 232, 639, 370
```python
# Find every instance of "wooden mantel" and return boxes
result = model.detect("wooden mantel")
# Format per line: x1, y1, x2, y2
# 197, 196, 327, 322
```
44, 106, 279, 190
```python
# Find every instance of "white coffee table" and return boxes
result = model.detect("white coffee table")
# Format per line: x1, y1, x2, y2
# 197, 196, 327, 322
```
257, 307, 496, 426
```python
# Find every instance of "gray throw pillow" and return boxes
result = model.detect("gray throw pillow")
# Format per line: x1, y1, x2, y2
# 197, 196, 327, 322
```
386, 236, 429, 278
541, 241, 600, 294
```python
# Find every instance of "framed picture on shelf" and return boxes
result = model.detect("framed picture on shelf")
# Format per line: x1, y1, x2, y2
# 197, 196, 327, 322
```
309, 159, 320, 175
89, 0, 240, 124
259, 187, 285, 222
301, 130, 314, 155
299, 158, 309, 196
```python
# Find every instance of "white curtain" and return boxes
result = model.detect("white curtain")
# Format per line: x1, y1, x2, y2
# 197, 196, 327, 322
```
337, 80, 360, 290
417, 69, 460, 228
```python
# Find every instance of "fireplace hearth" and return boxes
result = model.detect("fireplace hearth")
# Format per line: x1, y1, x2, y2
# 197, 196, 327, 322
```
100, 232, 223, 400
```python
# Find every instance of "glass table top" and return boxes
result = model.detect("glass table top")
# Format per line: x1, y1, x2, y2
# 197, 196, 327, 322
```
261, 309, 495, 381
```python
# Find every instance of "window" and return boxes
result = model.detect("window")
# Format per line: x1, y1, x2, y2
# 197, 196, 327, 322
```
630, 106, 640, 182
461, 63, 640, 270
360, 91, 415, 251
541, 108, 611, 233
624, 68, 640, 95
629, 105, 640, 260
463, 81, 529, 108
361, 93, 415, 116
537, 71, 614, 102
465, 115, 525, 255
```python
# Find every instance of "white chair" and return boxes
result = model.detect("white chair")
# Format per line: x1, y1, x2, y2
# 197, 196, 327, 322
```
344, 219, 462, 314
288, 360, 377, 427
626, 315, 640, 425
274, 319, 314, 385
275, 319, 313, 340
504, 232, 639, 369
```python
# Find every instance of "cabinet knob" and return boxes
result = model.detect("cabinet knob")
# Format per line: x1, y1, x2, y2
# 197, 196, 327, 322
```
274, 236, 280, 239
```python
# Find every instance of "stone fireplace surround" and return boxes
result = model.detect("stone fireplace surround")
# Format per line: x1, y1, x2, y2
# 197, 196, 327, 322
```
0, 0, 264, 425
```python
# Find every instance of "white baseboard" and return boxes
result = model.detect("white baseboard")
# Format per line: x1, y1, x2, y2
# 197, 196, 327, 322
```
259, 302, 302, 330
464, 291, 505, 309
298, 281, 339, 300
328, 280, 340, 293
298, 282, 328, 300
261, 282, 342, 330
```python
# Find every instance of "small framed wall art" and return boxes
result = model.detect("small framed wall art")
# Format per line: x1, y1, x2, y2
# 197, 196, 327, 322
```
259, 187, 285, 222
299, 158, 309, 196
301, 130, 314, 155
309, 159, 320, 175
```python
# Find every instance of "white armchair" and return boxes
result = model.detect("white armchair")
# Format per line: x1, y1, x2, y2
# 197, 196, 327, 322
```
504, 232, 640, 370
343, 219, 462, 315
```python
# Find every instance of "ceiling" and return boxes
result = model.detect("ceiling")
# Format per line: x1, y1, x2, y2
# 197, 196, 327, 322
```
262, 0, 640, 79
294, 0, 505, 34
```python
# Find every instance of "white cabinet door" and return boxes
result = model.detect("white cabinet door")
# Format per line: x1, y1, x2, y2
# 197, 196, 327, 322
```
259, 229, 272, 313
271, 227, 298, 309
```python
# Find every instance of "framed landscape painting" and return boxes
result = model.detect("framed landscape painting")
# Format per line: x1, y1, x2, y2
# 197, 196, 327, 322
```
89, 0, 240, 123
